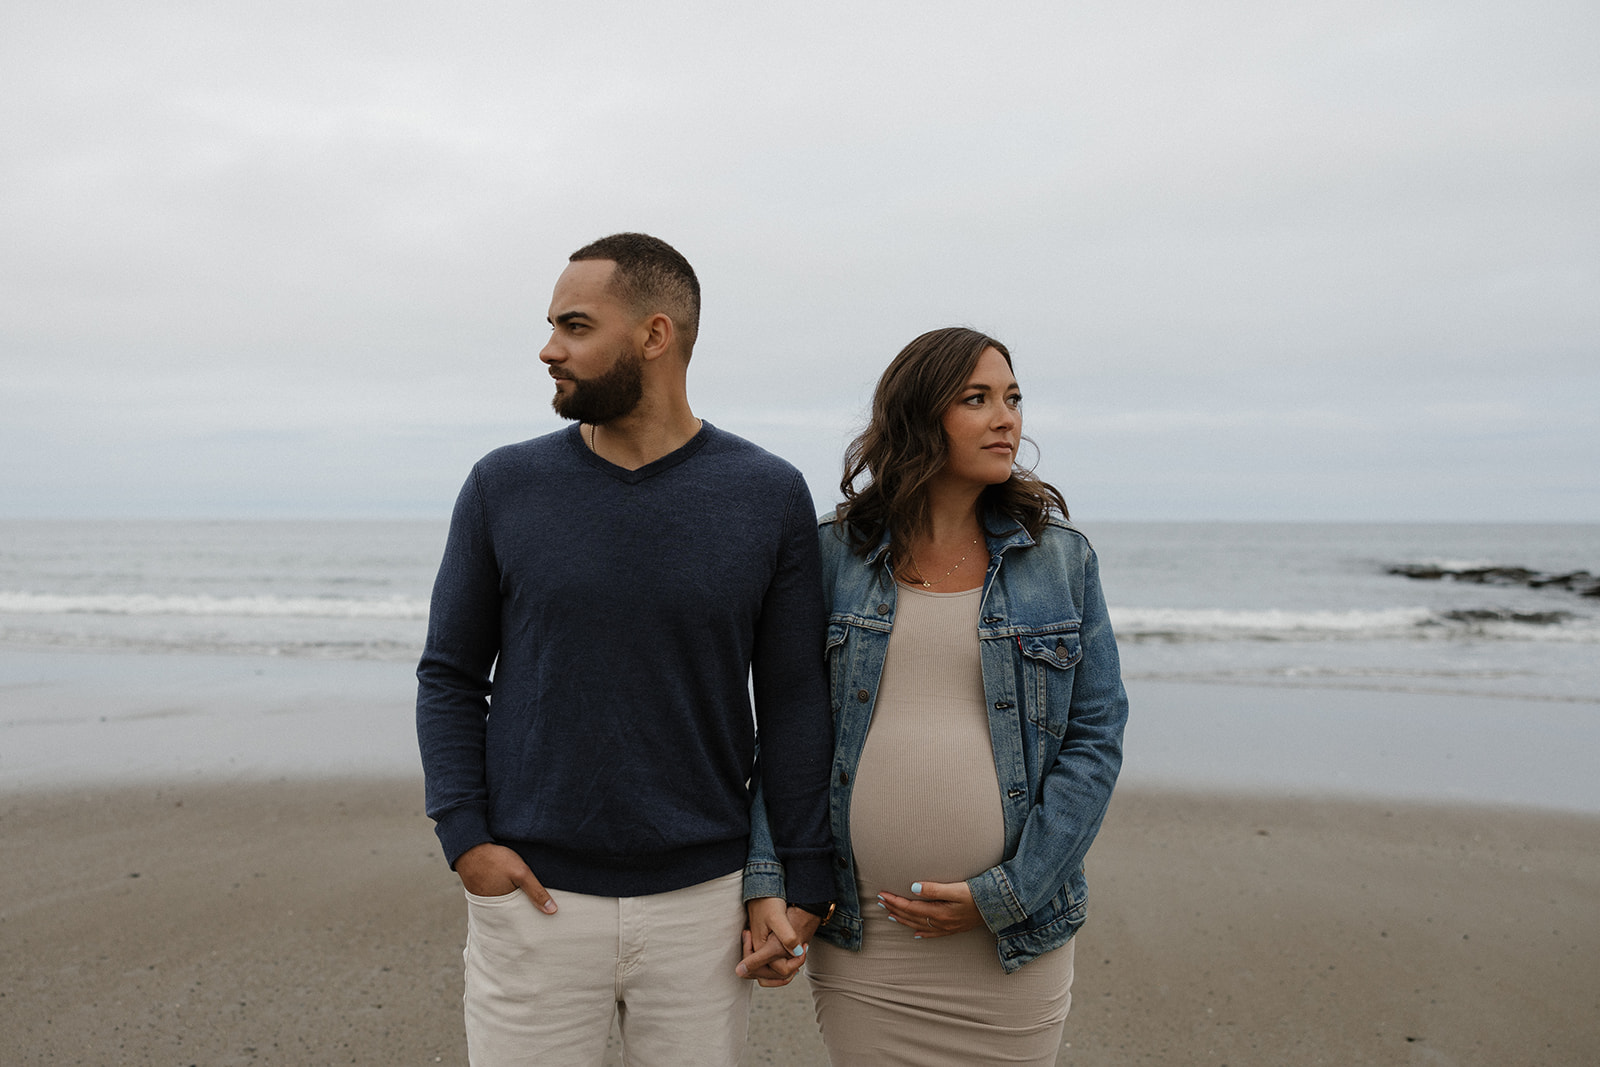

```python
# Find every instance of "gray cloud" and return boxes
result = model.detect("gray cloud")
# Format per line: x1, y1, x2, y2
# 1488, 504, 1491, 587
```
3, 0, 1596, 519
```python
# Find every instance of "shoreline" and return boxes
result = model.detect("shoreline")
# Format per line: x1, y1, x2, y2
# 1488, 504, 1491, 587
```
3, 779, 1596, 1065
8, 644, 1600, 817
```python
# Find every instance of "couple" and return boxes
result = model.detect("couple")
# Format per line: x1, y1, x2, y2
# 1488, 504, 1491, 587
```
415, 233, 1129, 1066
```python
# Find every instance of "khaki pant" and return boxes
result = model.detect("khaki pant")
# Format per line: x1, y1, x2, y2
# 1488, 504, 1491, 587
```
462, 870, 752, 1066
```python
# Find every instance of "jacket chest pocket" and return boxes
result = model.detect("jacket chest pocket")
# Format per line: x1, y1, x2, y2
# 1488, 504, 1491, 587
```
1018, 627, 1082, 737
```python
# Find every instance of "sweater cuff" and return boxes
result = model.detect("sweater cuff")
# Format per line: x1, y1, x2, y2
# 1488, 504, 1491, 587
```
780, 852, 836, 906
434, 805, 494, 870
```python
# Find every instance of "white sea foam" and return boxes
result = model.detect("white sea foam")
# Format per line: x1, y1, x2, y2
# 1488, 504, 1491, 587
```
7, 592, 1590, 642
1109, 606, 1600, 642
0, 591, 428, 620
1413, 557, 1497, 572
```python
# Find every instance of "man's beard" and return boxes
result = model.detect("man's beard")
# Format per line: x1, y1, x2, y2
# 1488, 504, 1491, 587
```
551, 345, 645, 424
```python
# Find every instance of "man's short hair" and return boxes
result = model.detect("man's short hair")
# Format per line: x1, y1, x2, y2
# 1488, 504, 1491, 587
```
570, 233, 701, 356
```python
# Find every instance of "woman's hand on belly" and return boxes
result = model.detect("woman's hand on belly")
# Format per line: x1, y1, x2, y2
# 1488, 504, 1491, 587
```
876, 880, 984, 938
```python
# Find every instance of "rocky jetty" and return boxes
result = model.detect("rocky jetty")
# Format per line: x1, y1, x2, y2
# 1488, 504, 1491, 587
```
1388, 563, 1600, 597
1441, 608, 1573, 625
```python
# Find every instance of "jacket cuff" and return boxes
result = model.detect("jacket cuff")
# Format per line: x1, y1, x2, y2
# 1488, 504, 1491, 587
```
967, 865, 1029, 932
743, 861, 787, 903
434, 806, 494, 870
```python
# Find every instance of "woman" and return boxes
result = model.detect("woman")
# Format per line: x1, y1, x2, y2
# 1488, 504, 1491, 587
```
745, 327, 1128, 1065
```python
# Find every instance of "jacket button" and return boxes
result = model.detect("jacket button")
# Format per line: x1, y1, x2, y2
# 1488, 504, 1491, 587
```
876, 603, 890, 615
856, 689, 870, 702
836, 856, 849, 869
994, 701, 1012, 710
1056, 641, 1068, 653
984, 616, 1002, 624
838, 770, 850, 785
1007, 788, 1025, 799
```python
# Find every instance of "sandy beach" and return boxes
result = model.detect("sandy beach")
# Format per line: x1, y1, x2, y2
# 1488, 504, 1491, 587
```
3, 779, 1595, 1066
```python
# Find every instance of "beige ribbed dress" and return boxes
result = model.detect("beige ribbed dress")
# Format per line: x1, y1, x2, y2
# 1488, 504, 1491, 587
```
807, 583, 1074, 1066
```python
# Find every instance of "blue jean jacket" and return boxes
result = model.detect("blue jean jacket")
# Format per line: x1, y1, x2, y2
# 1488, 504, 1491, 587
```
746, 512, 1128, 973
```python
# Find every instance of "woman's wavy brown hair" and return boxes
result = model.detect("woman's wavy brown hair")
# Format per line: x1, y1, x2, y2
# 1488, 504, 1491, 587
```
837, 326, 1068, 559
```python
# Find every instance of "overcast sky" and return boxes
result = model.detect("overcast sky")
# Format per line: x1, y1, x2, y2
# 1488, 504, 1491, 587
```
3, 1, 1596, 522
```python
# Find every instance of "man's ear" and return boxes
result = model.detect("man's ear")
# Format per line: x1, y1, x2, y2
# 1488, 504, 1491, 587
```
639, 312, 675, 362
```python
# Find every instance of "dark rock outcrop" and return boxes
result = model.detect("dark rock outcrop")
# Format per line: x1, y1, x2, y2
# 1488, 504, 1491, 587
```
1388, 564, 1600, 598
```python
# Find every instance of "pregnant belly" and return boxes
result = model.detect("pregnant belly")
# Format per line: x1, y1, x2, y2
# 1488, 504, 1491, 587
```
846, 704, 1006, 902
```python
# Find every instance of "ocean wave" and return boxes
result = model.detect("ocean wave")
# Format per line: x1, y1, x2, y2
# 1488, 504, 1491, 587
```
5, 592, 1595, 647
1120, 668, 1600, 704
0, 626, 423, 661
1111, 606, 1600, 643
0, 591, 429, 620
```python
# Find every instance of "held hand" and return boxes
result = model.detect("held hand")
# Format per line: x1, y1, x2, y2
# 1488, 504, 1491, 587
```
736, 898, 821, 986
737, 898, 808, 986
740, 928, 802, 988
877, 880, 983, 939
455, 842, 557, 914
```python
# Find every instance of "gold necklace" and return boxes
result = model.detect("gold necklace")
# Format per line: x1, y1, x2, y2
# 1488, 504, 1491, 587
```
906, 537, 980, 588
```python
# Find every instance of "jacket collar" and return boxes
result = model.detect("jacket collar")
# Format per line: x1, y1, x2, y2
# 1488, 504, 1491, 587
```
863, 508, 1036, 568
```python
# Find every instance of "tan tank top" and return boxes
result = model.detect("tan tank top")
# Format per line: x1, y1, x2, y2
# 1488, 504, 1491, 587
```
846, 583, 1005, 902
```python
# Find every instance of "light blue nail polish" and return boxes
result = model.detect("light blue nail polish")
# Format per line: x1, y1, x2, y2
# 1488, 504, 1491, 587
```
887, 915, 897, 923
876, 901, 886, 909
911, 882, 923, 895
792, 945, 806, 957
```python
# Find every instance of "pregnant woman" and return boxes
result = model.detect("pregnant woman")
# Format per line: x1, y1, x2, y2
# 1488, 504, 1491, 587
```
744, 326, 1129, 1065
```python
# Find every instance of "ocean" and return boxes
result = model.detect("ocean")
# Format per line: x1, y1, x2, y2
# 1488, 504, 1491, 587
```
3, 519, 1597, 807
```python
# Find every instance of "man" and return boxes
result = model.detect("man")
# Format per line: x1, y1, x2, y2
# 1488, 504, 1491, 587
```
416, 233, 833, 1065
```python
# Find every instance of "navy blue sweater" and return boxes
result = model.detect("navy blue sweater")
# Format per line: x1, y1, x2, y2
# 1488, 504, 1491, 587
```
416, 422, 835, 901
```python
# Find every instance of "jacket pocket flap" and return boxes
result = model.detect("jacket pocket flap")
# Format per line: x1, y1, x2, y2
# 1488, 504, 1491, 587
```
1020, 631, 1083, 669
824, 622, 850, 657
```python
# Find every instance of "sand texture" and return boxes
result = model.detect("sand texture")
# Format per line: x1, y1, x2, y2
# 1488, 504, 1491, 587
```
2, 780, 1596, 1066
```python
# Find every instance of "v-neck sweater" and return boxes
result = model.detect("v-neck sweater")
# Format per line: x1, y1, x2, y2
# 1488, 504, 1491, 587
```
417, 422, 835, 900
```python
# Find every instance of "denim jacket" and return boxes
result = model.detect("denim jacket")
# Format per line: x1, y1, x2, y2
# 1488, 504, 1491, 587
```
746, 511, 1128, 973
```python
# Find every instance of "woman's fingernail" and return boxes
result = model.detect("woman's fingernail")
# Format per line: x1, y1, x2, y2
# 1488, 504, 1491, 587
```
887, 915, 898, 923
792, 945, 806, 957
876, 901, 886, 909
911, 883, 923, 895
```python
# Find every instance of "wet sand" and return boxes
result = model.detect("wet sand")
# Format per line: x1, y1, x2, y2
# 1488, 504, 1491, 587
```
2, 779, 1596, 1065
